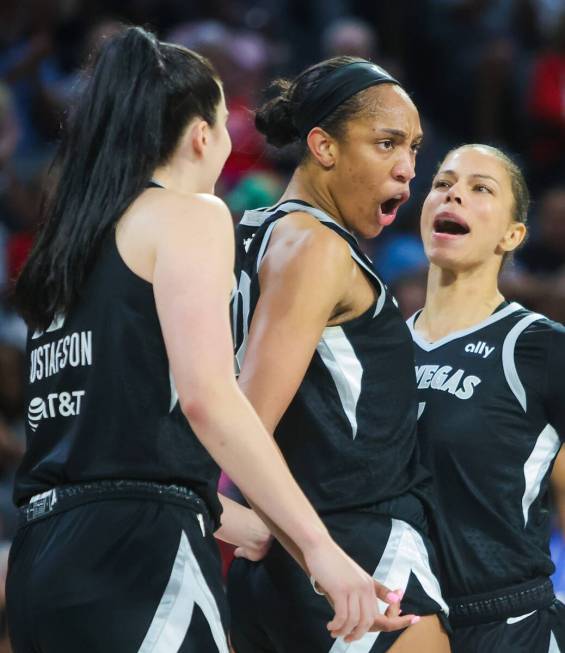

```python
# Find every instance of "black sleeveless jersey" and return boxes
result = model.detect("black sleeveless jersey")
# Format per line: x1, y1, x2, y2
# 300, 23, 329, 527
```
14, 229, 222, 524
407, 302, 565, 598
232, 200, 432, 518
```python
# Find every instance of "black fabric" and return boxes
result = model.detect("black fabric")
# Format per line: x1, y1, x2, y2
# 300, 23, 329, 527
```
14, 231, 222, 526
449, 577, 555, 627
408, 305, 565, 599
18, 479, 212, 529
295, 62, 399, 137
228, 506, 447, 653
233, 199, 433, 517
6, 497, 229, 652
450, 600, 565, 653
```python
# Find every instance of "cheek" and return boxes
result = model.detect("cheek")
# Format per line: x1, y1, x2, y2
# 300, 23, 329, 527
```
420, 195, 436, 234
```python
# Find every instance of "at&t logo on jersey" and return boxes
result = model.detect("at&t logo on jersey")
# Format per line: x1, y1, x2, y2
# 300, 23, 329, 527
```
415, 365, 481, 400
27, 391, 86, 432
464, 340, 495, 358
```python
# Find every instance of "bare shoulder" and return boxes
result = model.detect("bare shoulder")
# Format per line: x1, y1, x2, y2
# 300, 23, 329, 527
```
138, 189, 232, 239
268, 210, 351, 270
116, 189, 233, 281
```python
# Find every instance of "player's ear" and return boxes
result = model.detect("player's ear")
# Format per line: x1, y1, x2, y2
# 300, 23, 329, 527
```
498, 221, 526, 254
181, 118, 209, 158
306, 127, 337, 168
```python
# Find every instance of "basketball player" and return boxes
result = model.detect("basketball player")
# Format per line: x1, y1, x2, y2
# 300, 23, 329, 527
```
229, 57, 450, 652
6, 28, 402, 652
408, 144, 565, 652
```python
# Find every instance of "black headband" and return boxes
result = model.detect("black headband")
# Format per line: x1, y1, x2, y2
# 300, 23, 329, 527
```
295, 61, 400, 138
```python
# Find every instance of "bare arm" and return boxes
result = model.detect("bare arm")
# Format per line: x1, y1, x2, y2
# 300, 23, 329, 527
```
236, 213, 416, 634
238, 213, 353, 432
150, 195, 408, 641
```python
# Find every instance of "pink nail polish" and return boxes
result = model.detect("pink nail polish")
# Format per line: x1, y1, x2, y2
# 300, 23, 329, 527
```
397, 589, 405, 600
386, 592, 401, 603
410, 616, 421, 625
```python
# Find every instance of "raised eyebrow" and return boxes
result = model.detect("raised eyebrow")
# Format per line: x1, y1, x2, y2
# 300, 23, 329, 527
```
469, 173, 500, 187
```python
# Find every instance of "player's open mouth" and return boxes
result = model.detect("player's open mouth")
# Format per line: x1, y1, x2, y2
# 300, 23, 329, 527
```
433, 212, 470, 238
378, 192, 409, 227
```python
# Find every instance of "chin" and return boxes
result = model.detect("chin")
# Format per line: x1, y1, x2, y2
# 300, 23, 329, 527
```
361, 224, 384, 240
427, 250, 463, 271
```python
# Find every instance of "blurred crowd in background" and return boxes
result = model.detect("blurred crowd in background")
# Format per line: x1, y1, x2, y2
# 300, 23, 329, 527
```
0, 0, 564, 646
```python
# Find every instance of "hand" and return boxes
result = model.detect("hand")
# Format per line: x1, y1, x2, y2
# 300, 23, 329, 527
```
369, 585, 421, 633
234, 532, 273, 562
233, 510, 273, 562
304, 537, 419, 642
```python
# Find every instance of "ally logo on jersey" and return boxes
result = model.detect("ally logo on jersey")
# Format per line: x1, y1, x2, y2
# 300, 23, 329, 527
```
464, 340, 495, 358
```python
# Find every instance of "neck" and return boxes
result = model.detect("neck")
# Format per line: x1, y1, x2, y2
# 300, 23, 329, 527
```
417, 262, 506, 342
152, 158, 212, 196
280, 164, 346, 228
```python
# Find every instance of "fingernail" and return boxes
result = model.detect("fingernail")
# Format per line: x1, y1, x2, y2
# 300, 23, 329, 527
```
410, 616, 420, 625
386, 591, 401, 603
396, 589, 405, 600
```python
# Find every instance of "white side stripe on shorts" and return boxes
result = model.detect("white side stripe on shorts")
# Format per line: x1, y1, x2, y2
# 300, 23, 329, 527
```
138, 530, 229, 653
549, 631, 561, 653
329, 519, 448, 653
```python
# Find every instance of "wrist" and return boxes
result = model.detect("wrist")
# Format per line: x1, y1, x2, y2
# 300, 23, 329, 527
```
294, 522, 331, 556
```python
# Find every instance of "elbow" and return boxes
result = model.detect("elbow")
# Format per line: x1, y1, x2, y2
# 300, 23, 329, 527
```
180, 393, 214, 428
179, 379, 236, 430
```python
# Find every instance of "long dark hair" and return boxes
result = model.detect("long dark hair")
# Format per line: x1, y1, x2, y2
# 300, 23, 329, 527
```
15, 26, 221, 331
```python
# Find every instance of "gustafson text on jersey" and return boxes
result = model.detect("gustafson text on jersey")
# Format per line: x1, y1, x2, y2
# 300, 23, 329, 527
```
29, 331, 92, 383
415, 365, 481, 400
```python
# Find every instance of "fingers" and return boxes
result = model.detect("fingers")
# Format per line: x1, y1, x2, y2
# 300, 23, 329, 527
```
369, 613, 420, 633
339, 593, 361, 641
326, 593, 348, 635
327, 583, 410, 641
373, 579, 401, 604
384, 588, 404, 619
344, 584, 378, 643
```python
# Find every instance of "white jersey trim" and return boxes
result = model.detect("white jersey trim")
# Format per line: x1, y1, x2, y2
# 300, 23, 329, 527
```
138, 529, 228, 653
328, 519, 447, 652
240, 203, 387, 319
407, 302, 523, 351
317, 327, 363, 439
501, 312, 544, 412
255, 221, 278, 273
522, 423, 561, 527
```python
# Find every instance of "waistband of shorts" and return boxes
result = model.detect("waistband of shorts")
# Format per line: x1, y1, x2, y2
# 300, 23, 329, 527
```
448, 577, 555, 627
18, 480, 212, 528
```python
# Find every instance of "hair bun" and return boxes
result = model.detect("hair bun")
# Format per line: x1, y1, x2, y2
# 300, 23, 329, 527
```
255, 79, 300, 148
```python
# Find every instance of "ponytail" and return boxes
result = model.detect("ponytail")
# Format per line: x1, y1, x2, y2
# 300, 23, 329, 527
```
15, 26, 221, 331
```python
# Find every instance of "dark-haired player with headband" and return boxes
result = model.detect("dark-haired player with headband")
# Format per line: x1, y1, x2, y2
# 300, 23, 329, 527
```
229, 57, 450, 652
408, 144, 565, 652
7, 30, 404, 652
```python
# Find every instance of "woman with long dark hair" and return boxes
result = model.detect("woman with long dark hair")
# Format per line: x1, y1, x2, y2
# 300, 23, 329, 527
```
6, 28, 402, 652
409, 144, 565, 652
228, 57, 450, 652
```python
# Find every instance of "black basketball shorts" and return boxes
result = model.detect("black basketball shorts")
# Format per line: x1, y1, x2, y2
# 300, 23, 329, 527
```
228, 505, 448, 653
6, 482, 230, 653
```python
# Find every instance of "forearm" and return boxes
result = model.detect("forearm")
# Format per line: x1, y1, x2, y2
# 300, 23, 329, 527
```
185, 379, 329, 559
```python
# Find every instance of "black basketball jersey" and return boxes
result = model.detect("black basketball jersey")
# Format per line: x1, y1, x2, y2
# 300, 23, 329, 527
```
14, 229, 222, 524
232, 200, 431, 517
407, 302, 565, 598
